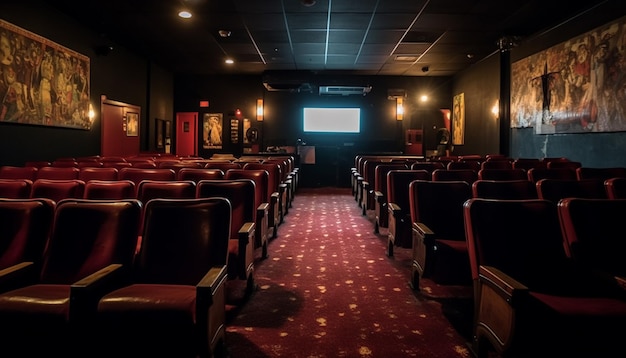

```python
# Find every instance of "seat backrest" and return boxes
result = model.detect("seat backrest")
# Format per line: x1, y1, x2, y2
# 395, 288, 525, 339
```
176, 168, 224, 181
99, 156, 127, 163
31, 179, 86, 202
51, 160, 78, 167
605, 177, 626, 199
447, 160, 481, 171
196, 179, 256, 239
410, 161, 445, 173
225, 168, 269, 206
463, 198, 568, 285
135, 198, 230, 285
40, 198, 142, 284
576, 167, 626, 181
527, 167, 577, 182
157, 161, 204, 174
204, 162, 242, 171
102, 161, 132, 170
136, 180, 197, 204
362, 159, 391, 185
472, 179, 538, 199
78, 167, 119, 182
477, 168, 528, 181
546, 161, 582, 170
0, 198, 55, 270
386, 170, 430, 211
243, 162, 281, 196
35, 166, 80, 180
24, 161, 51, 169
512, 158, 546, 171
0, 166, 38, 181
480, 160, 512, 170
409, 180, 471, 241
431, 169, 477, 184
373, 163, 408, 194
264, 159, 290, 182
536, 178, 607, 203
118, 168, 176, 193
0, 179, 33, 199
83, 180, 136, 199
558, 198, 626, 277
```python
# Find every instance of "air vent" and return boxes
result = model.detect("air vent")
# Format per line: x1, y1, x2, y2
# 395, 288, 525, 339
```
318, 85, 372, 96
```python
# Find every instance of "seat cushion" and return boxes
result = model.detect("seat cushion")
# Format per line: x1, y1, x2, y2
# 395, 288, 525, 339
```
0, 284, 70, 320
99, 284, 196, 318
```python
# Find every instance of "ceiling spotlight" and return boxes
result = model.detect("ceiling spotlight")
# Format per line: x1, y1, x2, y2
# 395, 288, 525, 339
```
178, 10, 192, 19
225, 58, 234, 64
301, 0, 316, 7
467, 53, 474, 59
218, 30, 231, 38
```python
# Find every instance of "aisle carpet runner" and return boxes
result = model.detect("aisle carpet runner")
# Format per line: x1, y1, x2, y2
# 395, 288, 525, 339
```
225, 187, 473, 357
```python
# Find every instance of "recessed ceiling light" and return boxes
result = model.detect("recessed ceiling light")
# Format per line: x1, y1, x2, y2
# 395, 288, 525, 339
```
178, 11, 192, 19
218, 30, 231, 38
301, 0, 316, 7
225, 59, 234, 64
394, 55, 417, 61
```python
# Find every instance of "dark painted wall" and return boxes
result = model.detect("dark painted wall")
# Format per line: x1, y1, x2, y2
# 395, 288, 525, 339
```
174, 74, 453, 186
2, 0, 626, 178
453, 1, 626, 167
0, 1, 173, 166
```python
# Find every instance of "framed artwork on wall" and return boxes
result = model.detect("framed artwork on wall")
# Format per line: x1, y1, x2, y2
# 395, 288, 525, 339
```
203, 113, 223, 149
452, 93, 465, 145
126, 112, 139, 136
511, 15, 626, 134
0, 20, 91, 130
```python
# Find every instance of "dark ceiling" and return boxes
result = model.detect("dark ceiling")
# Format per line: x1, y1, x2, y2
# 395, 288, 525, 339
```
49, 0, 611, 77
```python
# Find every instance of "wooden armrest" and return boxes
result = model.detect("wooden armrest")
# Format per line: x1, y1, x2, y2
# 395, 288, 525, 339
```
388, 202, 400, 210
479, 265, 528, 305
374, 190, 384, 203
196, 265, 228, 296
0, 261, 36, 287
238, 221, 255, 240
614, 276, 626, 290
412, 222, 435, 246
70, 263, 127, 321
413, 221, 434, 236
257, 202, 269, 216
197, 265, 228, 305
72, 263, 124, 290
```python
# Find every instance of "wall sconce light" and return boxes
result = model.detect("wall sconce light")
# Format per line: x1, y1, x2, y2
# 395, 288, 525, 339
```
88, 103, 95, 124
256, 98, 264, 121
396, 97, 404, 121
491, 99, 500, 118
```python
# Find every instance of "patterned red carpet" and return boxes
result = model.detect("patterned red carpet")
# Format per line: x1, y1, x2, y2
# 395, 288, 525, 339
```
224, 187, 474, 358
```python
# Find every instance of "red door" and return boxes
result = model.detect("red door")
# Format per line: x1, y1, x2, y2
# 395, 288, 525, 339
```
176, 112, 197, 157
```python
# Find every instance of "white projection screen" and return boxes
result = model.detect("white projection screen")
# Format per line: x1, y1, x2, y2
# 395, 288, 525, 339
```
303, 108, 361, 133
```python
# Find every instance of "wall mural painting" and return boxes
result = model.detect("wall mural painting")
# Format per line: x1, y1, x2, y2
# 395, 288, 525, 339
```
0, 20, 91, 130
203, 113, 223, 149
511, 15, 626, 134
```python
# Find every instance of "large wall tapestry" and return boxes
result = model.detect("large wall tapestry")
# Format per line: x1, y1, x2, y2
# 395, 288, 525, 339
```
0, 20, 91, 130
511, 15, 626, 134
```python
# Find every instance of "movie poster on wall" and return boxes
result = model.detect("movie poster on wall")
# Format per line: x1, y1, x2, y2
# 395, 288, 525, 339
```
203, 113, 223, 149
510, 15, 626, 134
0, 20, 91, 130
